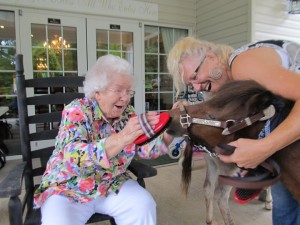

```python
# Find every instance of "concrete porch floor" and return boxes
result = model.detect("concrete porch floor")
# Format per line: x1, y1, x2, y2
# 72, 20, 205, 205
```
0, 158, 271, 225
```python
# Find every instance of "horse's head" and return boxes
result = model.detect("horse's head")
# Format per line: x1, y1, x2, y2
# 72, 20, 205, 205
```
166, 80, 279, 194
167, 80, 276, 147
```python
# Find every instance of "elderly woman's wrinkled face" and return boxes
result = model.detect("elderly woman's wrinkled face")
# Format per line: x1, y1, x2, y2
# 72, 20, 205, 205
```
96, 74, 134, 119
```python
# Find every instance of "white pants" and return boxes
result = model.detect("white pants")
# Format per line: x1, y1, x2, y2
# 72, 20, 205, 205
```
41, 179, 157, 225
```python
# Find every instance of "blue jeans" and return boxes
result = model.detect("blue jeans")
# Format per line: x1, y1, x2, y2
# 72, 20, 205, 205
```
272, 182, 300, 225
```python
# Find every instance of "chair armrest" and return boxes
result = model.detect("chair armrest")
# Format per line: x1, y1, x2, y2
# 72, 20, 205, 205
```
128, 160, 157, 179
0, 162, 26, 198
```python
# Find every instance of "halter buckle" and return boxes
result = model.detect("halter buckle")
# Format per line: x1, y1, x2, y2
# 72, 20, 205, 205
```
180, 114, 191, 128
260, 105, 275, 121
222, 120, 236, 135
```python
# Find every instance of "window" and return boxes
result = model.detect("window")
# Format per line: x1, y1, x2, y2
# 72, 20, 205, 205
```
31, 23, 79, 131
144, 25, 187, 112
0, 10, 16, 118
95, 29, 134, 106
0, 10, 18, 154
96, 29, 133, 62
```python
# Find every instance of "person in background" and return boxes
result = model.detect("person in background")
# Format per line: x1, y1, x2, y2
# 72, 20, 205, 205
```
34, 54, 173, 225
167, 37, 300, 225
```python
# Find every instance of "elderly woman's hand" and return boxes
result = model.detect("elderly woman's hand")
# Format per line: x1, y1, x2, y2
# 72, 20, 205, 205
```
120, 111, 160, 146
105, 112, 162, 159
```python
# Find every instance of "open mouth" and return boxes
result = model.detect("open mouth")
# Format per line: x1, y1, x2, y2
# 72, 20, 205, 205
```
203, 81, 211, 91
115, 105, 123, 109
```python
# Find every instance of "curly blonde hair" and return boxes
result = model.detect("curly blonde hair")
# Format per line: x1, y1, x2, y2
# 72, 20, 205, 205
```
167, 36, 234, 96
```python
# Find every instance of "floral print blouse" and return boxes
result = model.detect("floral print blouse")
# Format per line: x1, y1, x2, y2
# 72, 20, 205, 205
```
33, 97, 168, 208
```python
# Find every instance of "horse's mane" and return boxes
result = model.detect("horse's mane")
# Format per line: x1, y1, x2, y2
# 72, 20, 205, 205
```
207, 80, 293, 117
208, 80, 269, 110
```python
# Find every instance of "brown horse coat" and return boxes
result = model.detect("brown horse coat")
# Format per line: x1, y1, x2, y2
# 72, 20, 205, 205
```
166, 80, 300, 225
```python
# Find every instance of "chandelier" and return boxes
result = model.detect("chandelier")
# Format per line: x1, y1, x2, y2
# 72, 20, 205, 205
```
43, 34, 70, 53
36, 57, 47, 70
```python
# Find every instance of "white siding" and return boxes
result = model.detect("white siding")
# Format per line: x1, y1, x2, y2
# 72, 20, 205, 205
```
196, 0, 251, 48
252, 0, 300, 43
147, 0, 196, 27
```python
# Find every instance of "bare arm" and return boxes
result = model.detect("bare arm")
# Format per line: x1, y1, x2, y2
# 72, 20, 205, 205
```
219, 47, 300, 168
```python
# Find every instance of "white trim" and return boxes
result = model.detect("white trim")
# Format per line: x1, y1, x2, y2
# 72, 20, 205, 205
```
0, 0, 158, 21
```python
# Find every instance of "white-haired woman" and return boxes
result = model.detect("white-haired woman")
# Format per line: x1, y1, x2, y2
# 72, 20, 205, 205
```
34, 54, 173, 225
167, 37, 300, 225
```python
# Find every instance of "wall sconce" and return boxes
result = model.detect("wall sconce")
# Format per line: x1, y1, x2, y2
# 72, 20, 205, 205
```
288, 0, 300, 14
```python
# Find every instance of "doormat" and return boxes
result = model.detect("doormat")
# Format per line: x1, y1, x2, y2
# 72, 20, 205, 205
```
137, 155, 179, 167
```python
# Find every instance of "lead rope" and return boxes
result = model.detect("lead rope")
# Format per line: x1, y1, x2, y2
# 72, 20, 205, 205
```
193, 144, 218, 158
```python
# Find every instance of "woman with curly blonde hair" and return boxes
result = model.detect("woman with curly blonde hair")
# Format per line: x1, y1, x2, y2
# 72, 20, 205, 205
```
167, 36, 300, 225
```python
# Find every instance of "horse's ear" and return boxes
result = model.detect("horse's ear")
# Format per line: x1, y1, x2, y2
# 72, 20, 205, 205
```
247, 90, 274, 112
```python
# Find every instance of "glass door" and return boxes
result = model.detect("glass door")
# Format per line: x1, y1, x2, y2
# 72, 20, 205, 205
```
144, 25, 188, 112
0, 10, 18, 155
87, 18, 143, 113
19, 11, 87, 149
20, 12, 87, 80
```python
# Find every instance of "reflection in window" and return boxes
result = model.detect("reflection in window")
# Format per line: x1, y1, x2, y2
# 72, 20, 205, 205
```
31, 24, 79, 131
95, 29, 134, 107
31, 24, 77, 76
0, 10, 19, 155
96, 29, 133, 66
0, 10, 16, 114
144, 25, 188, 112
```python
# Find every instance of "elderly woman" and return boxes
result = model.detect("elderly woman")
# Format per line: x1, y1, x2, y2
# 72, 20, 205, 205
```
34, 54, 173, 225
167, 37, 300, 225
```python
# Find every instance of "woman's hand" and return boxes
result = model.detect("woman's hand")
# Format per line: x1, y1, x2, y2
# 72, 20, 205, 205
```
120, 111, 160, 146
218, 138, 275, 168
105, 112, 160, 158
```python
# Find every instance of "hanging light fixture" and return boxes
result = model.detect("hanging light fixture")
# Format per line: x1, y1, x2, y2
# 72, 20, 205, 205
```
43, 34, 70, 53
288, 0, 300, 14
36, 57, 47, 70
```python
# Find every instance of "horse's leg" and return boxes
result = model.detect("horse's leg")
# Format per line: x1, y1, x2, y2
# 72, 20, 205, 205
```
258, 187, 273, 210
264, 187, 272, 210
203, 155, 219, 225
216, 184, 235, 225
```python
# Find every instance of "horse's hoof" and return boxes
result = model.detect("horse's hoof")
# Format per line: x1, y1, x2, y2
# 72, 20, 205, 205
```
264, 201, 272, 210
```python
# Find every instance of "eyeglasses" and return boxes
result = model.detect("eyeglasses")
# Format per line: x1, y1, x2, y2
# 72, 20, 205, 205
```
190, 56, 206, 84
107, 89, 135, 98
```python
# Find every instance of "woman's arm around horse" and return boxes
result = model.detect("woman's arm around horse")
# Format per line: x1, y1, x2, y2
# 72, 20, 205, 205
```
219, 47, 300, 168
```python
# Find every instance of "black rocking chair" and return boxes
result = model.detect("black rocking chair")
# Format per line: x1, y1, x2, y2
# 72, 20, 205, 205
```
0, 54, 157, 225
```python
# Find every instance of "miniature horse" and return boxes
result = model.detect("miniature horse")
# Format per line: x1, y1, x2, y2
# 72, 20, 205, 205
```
166, 80, 300, 225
